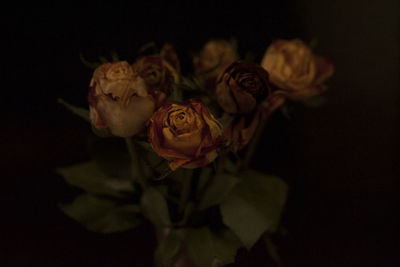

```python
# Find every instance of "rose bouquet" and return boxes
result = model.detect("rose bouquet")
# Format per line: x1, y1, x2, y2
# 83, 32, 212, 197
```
57, 39, 333, 267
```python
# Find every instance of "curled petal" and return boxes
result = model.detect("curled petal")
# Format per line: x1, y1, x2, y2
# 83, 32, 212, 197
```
149, 100, 223, 170
96, 95, 155, 137
88, 62, 156, 137
132, 55, 177, 96
216, 61, 273, 115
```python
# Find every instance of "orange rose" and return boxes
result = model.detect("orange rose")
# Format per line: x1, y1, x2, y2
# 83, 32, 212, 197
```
148, 100, 223, 170
88, 61, 156, 137
261, 39, 334, 100
193, 39, 238, 89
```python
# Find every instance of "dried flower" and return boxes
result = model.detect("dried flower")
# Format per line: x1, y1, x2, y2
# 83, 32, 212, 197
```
193, 40, 238, 89
149, 100, 223, 170
261, 39, 334, 100
88, 61, 155, 137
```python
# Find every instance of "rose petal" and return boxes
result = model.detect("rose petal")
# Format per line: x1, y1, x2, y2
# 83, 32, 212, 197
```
149, 100, 223, 170
181, 150, 218, 169
169, 158, 191, 171
96, 95, 155, 137
230, 85, 257, 114
162, 127, 202, 156
261, 39, 326, 97
216, 80, 239, 113
89, 106, 106, 128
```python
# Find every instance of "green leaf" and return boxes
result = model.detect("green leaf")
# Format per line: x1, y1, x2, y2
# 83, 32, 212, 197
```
139, 41, 158, 54
110, 51, 119, 62
60, 194, 141, 233
220, 170, 288, 249
197, 166, 213, 194
136, 141, 168, 175
187, 228, 242, 267
79, 53, 100, 69
141, 188, 171, 227
211, 229, 242, 267
224, 158, 239, 174
58, 98, 90, 122
217, 115, 234, 129
229, 36, 239, 54
187, 228, 214, 267
99, 56, 109, 63
91, 125, 112, 138
154, 229, 183, 267
135, 140, 154, 151
170, 87, 183, 102
177, 76, 203, 92
89, 138, 131, 179
57, 161, 134, 198
198, 173, 239, 210
244, 51, 255, 62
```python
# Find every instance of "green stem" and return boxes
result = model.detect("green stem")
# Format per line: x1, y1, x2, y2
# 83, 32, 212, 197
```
216, 153, 226, 175
178, 169, 192, 214
125, 137, 147, 189
179, 203, 194, 227
242, 96, 286, 170
242, 118, 268, 171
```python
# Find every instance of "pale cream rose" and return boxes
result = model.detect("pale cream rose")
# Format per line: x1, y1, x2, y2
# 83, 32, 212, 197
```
88, 61, 156, 137
261, 39, 334, 100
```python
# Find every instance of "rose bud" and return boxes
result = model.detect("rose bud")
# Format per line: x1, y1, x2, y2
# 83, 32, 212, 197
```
193, 39, 239, 89
160, 43, 181, 76
132, 55, 179, 97
216, 61, 273, 114
216, 61, 284, 151
261, 39, 334, 100
148, 100, 223, 171
88, 61, 156, 137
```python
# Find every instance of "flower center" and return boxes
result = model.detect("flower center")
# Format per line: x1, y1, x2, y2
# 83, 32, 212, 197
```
166, 108, 200, 136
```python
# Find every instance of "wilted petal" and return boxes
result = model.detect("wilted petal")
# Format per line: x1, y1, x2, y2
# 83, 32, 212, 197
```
149, 100, 223, 170
261, 39, 334, 100
96, 95, 155, 137
216, 61, 273, 115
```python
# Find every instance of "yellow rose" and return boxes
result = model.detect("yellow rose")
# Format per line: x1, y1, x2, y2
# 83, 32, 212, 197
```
88, 61, 156, 137
261, 39, 334, 100
148, 100, 223, 170
193, 40, 239, 89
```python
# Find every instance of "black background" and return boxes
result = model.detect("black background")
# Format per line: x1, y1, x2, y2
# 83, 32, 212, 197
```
3, 1, 399, 266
